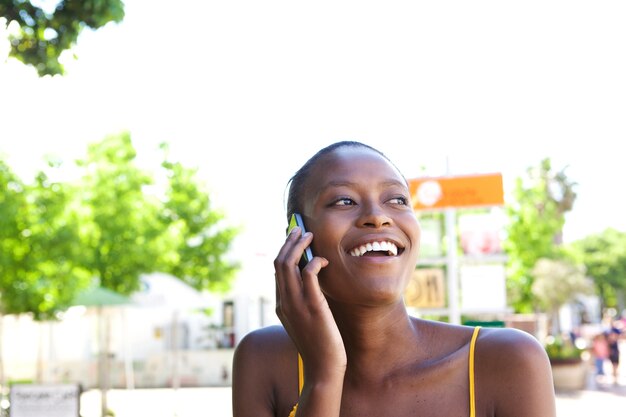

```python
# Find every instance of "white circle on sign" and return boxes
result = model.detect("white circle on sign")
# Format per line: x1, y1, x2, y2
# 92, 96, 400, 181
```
417, 180, 442, 206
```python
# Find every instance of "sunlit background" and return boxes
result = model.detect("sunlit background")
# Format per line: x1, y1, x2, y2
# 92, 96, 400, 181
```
1, 1, 625, 415
2, 0, 625, 255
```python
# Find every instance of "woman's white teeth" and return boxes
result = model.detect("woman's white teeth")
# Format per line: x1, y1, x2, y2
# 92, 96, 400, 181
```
350, 241, 398, 256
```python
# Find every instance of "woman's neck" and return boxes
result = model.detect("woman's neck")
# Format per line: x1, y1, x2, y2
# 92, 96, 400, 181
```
329, 301, 426, 383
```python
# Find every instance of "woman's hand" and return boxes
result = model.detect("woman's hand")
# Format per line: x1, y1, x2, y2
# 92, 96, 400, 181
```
274, 226, 347, 381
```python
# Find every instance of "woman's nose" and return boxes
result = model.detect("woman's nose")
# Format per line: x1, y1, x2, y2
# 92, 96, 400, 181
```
358, 203, 392, 228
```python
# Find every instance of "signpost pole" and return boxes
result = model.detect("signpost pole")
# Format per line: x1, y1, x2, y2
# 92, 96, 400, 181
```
444, 157, 461, 325
445, 206, 460, 325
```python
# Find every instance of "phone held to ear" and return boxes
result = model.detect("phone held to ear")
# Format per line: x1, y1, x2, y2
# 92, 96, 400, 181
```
287, 213, 314, 267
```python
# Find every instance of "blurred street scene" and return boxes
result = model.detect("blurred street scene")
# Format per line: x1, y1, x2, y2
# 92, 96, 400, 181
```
2, 3, 626, 417
73, 341, 624, 417
75, 373, 626, 417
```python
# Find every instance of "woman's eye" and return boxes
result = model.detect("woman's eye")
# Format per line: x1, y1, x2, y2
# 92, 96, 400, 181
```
334, 197, 355, 206
389, 196, 409, 205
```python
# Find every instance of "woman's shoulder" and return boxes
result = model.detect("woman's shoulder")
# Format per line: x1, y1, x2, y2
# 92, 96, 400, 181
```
416, 320, 547, 360
234, 324, 297, 363
474, 326, 551, 379
474, 327, 556, 415
476, 326, 548, 363
237, 324, 292, 344
232, 325, 300, 416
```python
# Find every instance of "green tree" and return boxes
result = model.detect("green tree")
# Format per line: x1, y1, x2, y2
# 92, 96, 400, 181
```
0, 159, 90, 386
159, 146, 239, 293
531, 258, 593, 335
76, 132, 240, 296
0, 159, 88, 320
0, 158, 26, 317
0, 0, 125, 76
0, 134, 239, 390
77, 132, 165, 295
504, 158, 577, 312
0, 158, 25, 387
570, 228, 626, 311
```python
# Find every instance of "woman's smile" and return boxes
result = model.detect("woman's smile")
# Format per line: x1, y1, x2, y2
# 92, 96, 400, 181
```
348, 240, 405, 257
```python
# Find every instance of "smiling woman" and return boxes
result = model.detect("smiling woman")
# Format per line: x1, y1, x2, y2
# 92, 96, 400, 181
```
231, 141, 557, 417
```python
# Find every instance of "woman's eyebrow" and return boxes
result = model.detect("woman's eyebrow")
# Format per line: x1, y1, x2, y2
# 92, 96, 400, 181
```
321, 179, 408, 192
321, 180, 357, 190
381, 179, 409, 189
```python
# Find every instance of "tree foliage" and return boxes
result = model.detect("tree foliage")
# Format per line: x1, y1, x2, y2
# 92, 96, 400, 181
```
504, 158, 577, 312
0, 159, 26, 313
77, 132, 166, 295
531, 258, 593, 334
0, 159, 90, 319
159, 145, 240, 293
569, 228, 626, 309
0, 132, 239, 320
0, 0, 125, 76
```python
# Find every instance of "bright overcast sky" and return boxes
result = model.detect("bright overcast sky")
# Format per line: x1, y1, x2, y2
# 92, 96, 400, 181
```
1, 1, 625, 268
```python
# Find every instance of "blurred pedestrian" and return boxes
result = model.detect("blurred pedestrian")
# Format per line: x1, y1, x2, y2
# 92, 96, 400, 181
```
591, 332, 609, 381
607, 327, 621, 384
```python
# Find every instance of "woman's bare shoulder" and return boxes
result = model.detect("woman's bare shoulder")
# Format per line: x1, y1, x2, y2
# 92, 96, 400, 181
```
477, 327, 548, 364
475, 327, 556, 416
232, 325, 300, 417
234, 325, 297, 367
236, 324, 293, 348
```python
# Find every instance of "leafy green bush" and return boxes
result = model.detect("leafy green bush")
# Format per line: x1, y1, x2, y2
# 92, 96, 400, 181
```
544, 335, 584, 363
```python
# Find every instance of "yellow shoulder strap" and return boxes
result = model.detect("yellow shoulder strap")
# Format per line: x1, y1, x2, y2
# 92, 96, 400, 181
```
469, 326, 481, 417
297, 353, 304, 394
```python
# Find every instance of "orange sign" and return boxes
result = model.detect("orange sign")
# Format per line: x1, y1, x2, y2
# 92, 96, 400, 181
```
409, 173, 504, 210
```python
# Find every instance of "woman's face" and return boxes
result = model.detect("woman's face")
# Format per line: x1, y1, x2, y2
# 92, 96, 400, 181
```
300, 147, 421, 306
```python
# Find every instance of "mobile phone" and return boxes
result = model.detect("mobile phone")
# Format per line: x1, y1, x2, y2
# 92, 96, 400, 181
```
287, 213, 314, 267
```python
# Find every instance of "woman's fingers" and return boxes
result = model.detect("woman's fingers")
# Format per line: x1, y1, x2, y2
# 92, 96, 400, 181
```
300, 256, 328, 303
274, 226, 330, 321
274, 227, 312, 281
273, 229, 345, 373
274, 226, 314, 316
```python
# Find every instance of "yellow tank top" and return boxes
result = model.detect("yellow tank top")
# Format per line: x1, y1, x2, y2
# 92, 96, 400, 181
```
288, 326, 481, 417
